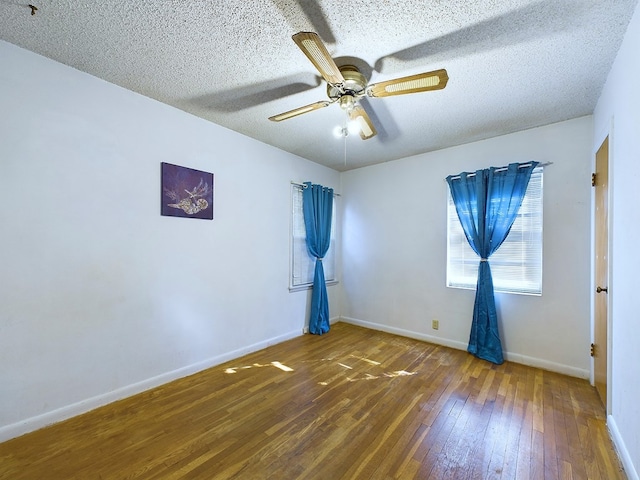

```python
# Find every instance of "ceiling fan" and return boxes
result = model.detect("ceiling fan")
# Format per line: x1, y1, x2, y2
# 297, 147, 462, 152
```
269, 32, 449, 140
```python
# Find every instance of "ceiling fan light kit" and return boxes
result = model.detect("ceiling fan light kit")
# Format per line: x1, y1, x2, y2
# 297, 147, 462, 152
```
338, 94, 355, 111
269, 32, 449, 141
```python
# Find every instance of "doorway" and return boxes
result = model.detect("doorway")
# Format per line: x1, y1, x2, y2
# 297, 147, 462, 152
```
594, 136, 609, 409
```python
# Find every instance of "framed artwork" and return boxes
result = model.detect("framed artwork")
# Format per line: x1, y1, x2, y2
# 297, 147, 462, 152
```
161, 162, 214, 220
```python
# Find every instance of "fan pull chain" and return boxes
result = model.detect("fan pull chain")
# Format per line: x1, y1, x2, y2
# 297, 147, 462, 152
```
344, 117, 348, 168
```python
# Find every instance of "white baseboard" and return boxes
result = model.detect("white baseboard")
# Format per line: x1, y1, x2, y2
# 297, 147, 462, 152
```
608, 414, 639, 480
503, 351, 589, 379
340, 316, 468, 351
0, 329, 301, 443
339, 316, 589, 379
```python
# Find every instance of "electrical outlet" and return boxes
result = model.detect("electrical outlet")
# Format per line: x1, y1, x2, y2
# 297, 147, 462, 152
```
432, 319, 439, 330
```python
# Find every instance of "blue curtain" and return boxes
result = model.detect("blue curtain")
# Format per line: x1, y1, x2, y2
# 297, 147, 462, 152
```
302, 182, 333, 335
446, 162, 538, 364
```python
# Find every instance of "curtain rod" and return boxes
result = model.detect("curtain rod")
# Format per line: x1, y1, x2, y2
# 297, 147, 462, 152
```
291, 181, 341, 196
446, 161, 552, 181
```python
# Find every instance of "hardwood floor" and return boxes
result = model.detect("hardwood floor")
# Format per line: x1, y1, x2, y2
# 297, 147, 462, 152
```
0, 322, 625, 479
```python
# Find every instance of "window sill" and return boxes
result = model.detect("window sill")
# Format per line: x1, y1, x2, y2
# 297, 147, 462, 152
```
289, 280, 339, 293
446, 284, 541, 296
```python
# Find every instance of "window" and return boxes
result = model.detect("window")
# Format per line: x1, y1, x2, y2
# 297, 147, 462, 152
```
446, 167, 543, 295
290, 184, 336, 290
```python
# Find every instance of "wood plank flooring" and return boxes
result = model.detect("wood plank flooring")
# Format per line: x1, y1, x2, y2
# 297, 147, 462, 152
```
0, 322, 626, 479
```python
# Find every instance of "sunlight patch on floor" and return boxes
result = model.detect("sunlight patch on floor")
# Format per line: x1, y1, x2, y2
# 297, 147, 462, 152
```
349, 355, 381, 366
224, 361, 294, 374
222, 354, 417, 387
346, 370, 417, 383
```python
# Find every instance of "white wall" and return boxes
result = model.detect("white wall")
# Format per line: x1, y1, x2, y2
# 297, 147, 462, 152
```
0, 41, 340, 441
593, 3, 640, 479
340, 116, 593, 378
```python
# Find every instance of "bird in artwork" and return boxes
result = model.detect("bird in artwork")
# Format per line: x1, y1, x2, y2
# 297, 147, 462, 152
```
164, 178, 210, 215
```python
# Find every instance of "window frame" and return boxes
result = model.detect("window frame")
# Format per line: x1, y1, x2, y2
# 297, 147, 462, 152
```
446, 167, 543, 296
289, 183, 338, 292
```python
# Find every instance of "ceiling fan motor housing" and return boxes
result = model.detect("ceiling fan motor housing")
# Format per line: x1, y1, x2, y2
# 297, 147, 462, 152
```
327, 65, 367, 102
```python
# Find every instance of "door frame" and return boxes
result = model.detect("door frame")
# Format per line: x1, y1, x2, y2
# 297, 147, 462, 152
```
591, 119, 614, 415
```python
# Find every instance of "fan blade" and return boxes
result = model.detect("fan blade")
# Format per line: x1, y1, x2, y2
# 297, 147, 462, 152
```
268, 100, 332, 122
349, 105, 377, 140
292, 32, 345, 86
367, 69, 449, 97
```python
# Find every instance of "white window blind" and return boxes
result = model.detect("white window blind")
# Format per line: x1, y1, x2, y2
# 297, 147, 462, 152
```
291, 184, 336, 289
446, 167, 543, 295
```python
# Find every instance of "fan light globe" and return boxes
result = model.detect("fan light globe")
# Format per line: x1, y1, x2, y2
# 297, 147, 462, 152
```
333, 125, 348, 138
347, 119, 361, 135
339, 95, 355, 111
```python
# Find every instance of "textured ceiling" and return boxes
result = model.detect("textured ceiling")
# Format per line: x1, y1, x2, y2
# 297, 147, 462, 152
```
1, 0, 637, 171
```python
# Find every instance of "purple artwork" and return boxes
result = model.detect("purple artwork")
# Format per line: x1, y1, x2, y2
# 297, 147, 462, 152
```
161, 162, 214, 220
